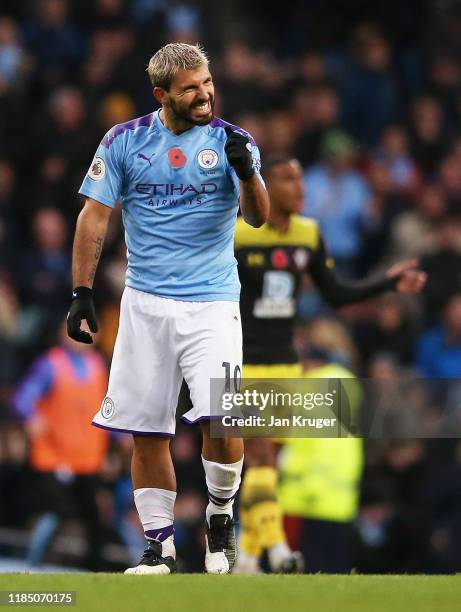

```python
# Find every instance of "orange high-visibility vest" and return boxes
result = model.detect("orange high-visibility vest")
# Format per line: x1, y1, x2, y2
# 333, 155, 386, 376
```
30, 347, 109, 474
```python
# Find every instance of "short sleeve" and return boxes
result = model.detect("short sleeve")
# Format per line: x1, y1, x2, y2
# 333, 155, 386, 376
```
78, 129, 125, 208
309, 232, 335, 274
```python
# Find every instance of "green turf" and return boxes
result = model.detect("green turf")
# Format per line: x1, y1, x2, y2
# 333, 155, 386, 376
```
0, 574, 460, 612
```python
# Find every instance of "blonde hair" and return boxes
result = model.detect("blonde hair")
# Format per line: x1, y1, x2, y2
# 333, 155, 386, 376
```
147, 43, 208, 90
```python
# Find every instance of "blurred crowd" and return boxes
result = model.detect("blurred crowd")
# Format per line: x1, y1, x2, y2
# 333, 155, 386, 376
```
1, 0, 461, 572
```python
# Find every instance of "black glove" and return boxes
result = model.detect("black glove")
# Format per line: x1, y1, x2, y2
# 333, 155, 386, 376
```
67, 286, 98, 344
224, 127, 255, 181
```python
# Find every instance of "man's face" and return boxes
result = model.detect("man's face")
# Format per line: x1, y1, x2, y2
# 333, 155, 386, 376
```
157, 64, 215, 126
267, 160, 305, 214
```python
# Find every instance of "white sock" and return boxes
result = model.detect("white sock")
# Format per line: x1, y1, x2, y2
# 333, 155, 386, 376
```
202, 456, 243, 524
133, 487, 176, 558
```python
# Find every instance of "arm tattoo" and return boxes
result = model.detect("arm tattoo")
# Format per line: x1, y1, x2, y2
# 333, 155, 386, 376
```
87, 236, 103, 285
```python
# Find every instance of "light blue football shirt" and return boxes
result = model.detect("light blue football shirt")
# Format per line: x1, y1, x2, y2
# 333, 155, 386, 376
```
79, 110, 264, 301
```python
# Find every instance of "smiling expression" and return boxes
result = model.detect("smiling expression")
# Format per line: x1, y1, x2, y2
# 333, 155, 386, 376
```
154, 64, 215, 128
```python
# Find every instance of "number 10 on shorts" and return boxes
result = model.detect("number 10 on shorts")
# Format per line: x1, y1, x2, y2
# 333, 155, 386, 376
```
222, 362, 241, 393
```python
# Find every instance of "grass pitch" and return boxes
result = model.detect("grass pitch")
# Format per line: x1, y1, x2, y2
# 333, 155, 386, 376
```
0, 574, 460, 612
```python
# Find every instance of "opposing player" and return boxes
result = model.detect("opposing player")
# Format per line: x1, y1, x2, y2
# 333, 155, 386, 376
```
233, 156, 426, 574
66, 43, 269, 574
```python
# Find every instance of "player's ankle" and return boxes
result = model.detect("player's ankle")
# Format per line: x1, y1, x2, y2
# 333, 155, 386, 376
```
202, 456, 243, 526
206, 501, 233, 524
148, 534, 176, 559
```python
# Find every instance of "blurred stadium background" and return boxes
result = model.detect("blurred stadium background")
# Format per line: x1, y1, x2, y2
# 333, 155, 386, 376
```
2, 0, 461, 574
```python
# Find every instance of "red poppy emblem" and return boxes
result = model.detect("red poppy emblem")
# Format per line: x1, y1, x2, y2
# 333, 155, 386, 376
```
168, 148, 187, 168
271, 248, 289, 269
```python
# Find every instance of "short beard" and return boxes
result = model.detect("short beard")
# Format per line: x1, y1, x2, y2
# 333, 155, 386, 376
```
167, 96, 214, 126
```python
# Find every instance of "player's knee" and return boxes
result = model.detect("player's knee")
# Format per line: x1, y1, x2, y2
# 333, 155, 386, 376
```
132, 435, 170, 460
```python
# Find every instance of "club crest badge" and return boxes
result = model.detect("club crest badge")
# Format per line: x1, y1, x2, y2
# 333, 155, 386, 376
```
197, 149, 219, 169
293, 248, 309, 270
101, 397, 115, 419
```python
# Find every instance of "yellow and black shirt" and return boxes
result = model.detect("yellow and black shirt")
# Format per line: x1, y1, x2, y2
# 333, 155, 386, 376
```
235, 214, 396, 365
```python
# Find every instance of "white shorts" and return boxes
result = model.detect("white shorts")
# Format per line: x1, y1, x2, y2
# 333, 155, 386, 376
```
93, 287, 242, 436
